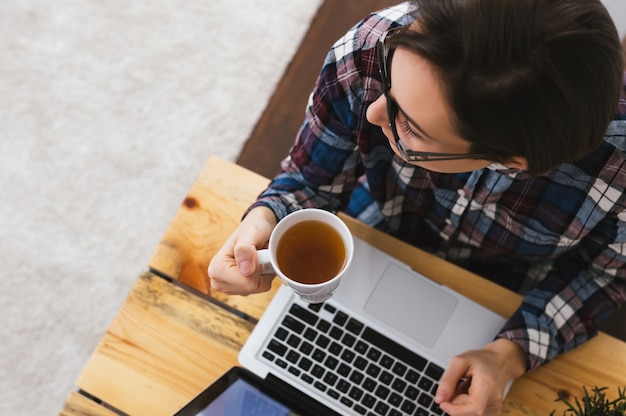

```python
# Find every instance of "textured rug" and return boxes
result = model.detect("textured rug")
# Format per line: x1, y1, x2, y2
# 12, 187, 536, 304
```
0, 0, 321, 413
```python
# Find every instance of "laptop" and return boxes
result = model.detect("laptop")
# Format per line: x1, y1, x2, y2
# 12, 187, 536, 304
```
178, 236, 508, 416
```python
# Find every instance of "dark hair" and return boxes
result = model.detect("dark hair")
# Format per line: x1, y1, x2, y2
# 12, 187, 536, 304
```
391, 0, 624, 174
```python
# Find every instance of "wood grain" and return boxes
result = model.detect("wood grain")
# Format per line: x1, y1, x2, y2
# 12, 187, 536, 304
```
75, 271, 254, 416
59, 392, 118, 416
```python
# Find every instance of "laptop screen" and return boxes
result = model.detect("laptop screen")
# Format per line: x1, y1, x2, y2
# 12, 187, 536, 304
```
194, 378, 293, 416
174, 367, 338, 416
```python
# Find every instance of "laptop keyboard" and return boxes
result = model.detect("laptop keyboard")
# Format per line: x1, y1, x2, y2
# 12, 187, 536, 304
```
260, 300, 448, 416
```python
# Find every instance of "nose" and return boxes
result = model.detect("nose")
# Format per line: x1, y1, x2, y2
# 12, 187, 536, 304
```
366, 94, 389, 128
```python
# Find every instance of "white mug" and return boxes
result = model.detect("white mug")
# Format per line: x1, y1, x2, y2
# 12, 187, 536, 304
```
258, 208, 354, 303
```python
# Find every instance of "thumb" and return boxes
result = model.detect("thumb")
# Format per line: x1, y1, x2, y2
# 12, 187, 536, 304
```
233, 230, 269, 277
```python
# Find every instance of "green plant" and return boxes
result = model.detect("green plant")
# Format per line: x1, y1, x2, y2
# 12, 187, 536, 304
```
550, 386, 626, 416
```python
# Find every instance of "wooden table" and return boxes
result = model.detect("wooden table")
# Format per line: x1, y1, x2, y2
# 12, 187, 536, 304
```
61, 157, 626, 416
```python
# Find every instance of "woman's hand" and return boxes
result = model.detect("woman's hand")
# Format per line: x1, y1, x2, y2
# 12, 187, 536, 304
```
435, 338, 527, 416
208, 206, 278, 295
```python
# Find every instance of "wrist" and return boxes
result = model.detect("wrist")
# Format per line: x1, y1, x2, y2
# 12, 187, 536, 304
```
485, 338, 528, 381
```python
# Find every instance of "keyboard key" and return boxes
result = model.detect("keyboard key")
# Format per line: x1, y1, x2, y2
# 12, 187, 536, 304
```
298, 357, 312, 371
324, 356, 339, 370
366, 363, 381, 378
282, 316, 305, 334
314, 381, 327, 392
405, 386, 419, 400
288, 366, 301, 377
425, 363, 444, 380
328, 389, 340, 400
274, 327, 288, 340
418, 376, 433, 392
262, 351, 275, 362
286, 350, 300, 364
337, 363, 351, 377
354, 356, 368, 370
340, 396, 353, 407
374, 385, 390, 400
355, 340, 369, 354
301, 374, 314, 384
346, 317, 364, 335
323, 303, 336, 314
341, 350, 356, 363
392, 361, 407, 377
391, 378, 406, 393
312, 364, 325, 379
431, 402, 445, 415
349, 370, 364, 385
303, 327, 317, 341
400, 399, 416, 414
406, 369, 420, 383
389, 392, 402, 407
323, 372, 338, 386
312, 348, 326, 362
353, 404, 367, 415
276, 359, 287, 368
300, 341, 313, 355
267, 340, 287, 356
374, 401, 390, 415
415, 407, 430, 416
287, 334, 301, 348
333, 311, 348, 326
337, 379, 350, 393
362, 393, 376, 408
329, 341, 343, 355
317, 319, 331, 332
362, 327, 427, 371
380, 370, 393, 384
308, 302, 323, 312
362, 377, 377, 392
316, 334, 331, 348
367, 347, 381, 362
290, 304, 318, 325
349, 386, 364, 401
342, 333, 357, 347
329, 326, 344, 340
418, 392, 433, 408
380, 354, 394, 369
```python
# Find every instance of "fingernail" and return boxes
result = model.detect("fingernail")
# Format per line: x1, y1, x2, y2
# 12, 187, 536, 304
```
239, 260, 253, 276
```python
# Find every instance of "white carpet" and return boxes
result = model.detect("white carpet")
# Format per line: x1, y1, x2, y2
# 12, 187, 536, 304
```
0, 1, 322, 413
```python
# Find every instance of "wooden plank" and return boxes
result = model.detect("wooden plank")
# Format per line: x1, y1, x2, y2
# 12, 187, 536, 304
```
149, 156, 281, 320
59, 392, 118, 416
75, 271, 254, 416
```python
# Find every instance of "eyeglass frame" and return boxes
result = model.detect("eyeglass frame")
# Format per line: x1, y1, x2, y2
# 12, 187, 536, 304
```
377, 27, 489, 162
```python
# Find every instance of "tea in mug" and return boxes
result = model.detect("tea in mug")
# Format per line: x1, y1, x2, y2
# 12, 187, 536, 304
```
276, 220, 346, 284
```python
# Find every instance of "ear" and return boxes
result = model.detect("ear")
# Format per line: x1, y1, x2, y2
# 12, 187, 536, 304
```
504, 156, 529, 171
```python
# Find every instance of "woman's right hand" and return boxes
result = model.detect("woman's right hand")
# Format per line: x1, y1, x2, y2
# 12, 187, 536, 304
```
208, 206, 278, 295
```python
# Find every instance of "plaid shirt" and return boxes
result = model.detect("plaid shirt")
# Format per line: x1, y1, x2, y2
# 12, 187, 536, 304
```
250, 2, 626, 370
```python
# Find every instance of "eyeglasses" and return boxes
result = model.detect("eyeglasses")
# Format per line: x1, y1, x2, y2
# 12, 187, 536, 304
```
377, 28, 488, 162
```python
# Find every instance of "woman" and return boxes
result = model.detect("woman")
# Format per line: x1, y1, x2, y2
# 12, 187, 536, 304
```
209, 0, 626, 414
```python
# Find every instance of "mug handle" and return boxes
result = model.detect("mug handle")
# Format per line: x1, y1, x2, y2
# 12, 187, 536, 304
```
257, 249, 275, 275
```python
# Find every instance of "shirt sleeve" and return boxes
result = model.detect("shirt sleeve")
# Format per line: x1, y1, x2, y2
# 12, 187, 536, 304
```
246, 5, 411, 221
497, 80, 626, 370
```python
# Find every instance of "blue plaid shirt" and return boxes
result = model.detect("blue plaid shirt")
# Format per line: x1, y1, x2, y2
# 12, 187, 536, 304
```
250, 2, 626, 370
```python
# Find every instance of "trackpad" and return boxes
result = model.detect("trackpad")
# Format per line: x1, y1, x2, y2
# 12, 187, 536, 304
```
364, 263, 458, 348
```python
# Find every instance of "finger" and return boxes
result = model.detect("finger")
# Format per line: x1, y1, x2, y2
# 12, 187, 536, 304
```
440, 376, 492, 416
435, 356, 470, 404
